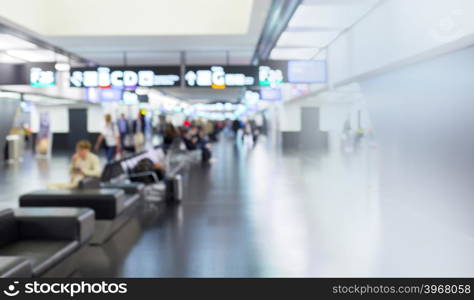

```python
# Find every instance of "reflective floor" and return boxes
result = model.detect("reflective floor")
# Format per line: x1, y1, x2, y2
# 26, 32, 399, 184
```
1, 136, 474, 277
0, 151, 72, 208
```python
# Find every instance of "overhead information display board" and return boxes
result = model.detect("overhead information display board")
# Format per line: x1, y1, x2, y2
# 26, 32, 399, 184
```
70, 66, 181, 88
67, 61, 327, 89
258, 60, 288, 87
259, 60, 327, 85
288, 60, 327, 84
259, 87, 283, 101
184, 66, 258, 88
30, 66, 55, 87
0, 63, 55, 86
184, 61, 326, 88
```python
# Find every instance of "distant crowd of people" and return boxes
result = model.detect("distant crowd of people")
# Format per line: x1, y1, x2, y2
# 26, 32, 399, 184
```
93, 113, 147, 162
159, 118, 262, 156
231, 119, 261, 145
47, 115, 265, 190
92, 113, 229, 164
161, 120, 224, 163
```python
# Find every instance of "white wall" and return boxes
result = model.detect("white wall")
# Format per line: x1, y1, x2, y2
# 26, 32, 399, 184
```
278, 88, 365, 133
87, 105, 105, 133
277, 83, 331, 132
328, 0, 474, 85
277, 102, 301, 132
358, 45, 474, 236
30, 105, 69, 133
301, 0, 474, 238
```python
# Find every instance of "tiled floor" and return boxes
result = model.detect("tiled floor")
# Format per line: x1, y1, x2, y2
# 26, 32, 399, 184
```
2, 136, 474, 277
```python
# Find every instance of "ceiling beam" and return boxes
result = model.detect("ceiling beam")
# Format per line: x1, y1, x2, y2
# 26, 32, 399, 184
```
251, 0, 303, 64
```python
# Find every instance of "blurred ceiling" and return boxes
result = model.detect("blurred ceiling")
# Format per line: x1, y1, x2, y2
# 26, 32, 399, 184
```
271, 0, 381, 60
0, 0, 272, 66
161, 87, 244, 102
0, 0, 382, 103
0, 0, 255, 36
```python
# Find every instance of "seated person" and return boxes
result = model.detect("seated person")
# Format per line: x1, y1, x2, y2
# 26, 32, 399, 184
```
48, 140, 102, 189
149, 148, 167, 180
163, 123, 178, 147
179, 127, 196, 150
197, 127, 212, 162
183, 126, 203, 150
132, 149, 167, 182
197, 126, 209, 147
186, 126, 212, 162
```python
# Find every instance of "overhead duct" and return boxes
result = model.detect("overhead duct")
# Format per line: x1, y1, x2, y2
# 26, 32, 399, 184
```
252, 0, 302, 64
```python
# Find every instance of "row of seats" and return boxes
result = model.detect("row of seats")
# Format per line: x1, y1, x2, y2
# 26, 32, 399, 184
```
0, 207, 94, 277
0, 146, 191, 278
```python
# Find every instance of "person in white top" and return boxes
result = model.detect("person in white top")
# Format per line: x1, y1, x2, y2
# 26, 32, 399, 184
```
132, 112, 146, 153
94, 114, 121, 162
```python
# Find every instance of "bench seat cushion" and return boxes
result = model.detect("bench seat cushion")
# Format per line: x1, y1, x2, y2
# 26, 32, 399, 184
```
15, 208, 95, 245
101, 182, 145, 194
0, 240, 79, 277
20, 189, 125, 219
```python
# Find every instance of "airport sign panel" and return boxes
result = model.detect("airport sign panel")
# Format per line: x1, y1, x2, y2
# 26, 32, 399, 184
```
0, 63, 55, 86
184, 61, 326, 88
184, 66, 259, 89
68, 61, 327, 89
69, 66, 181, 88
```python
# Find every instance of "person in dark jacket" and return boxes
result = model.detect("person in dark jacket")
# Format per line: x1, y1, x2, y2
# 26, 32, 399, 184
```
163, 122, 178, 151
232, 119, 241, 136
132, 113, 146, 153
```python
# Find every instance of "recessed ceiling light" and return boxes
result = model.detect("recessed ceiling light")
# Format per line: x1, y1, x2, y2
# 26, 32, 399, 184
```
23, 94, 47, 102
0, 34, 37, 50
270, 48, 319, 60
277, 31, 339, 48
0, 53, 25, 63
135, 87, 149, 95
55, 62, 71, 71
288, 1, 380, 30
0, 91, 22, 99
6, 49, 68, 62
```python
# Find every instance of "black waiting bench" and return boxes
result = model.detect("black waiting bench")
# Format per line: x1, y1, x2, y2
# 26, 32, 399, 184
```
0, 207, 94, 278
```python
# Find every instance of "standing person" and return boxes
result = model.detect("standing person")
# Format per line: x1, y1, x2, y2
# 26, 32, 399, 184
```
197, 126, 212, 162
95, 114, 120, 162
117, 113, 129, 152
242, 121, 254, 146
250, 119, 259, 144
189, 125, 200, 147
232, 119, 241, 137
132, 113, 146, 153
